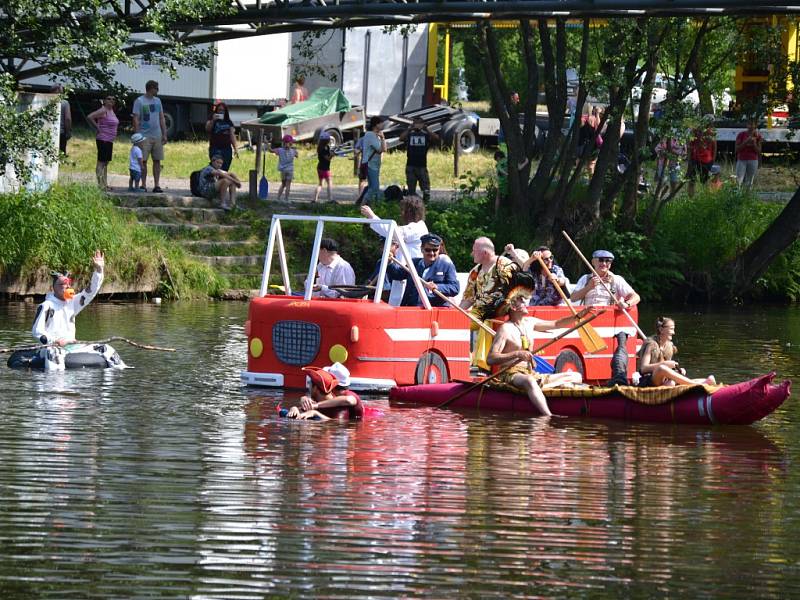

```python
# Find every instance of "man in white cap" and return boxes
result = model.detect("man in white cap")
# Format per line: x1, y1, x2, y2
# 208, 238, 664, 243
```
571, 249, 639, 386
570, 249, 639, 308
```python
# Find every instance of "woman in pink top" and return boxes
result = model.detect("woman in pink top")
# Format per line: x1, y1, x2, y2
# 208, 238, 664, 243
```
87, 96, 120, 191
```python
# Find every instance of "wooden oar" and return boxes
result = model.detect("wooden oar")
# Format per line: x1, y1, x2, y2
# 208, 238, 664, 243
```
562, 230, 647, 340
0, 336, 176, 354
388, 255, 495, 336
533, 255, 607, 353
436, 310, 601, 409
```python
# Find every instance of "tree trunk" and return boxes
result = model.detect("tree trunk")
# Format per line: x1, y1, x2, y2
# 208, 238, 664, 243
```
729, 186, 800, 295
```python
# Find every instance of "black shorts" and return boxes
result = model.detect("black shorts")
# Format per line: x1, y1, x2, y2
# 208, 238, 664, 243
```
358, 162, 368, 181
96, 139, 114, 163
687, 159, 712, 182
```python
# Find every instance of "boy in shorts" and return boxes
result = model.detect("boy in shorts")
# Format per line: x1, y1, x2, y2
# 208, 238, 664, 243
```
129, 133, 144, 191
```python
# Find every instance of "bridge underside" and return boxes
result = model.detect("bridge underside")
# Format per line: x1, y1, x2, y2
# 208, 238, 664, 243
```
4, 0, 800, 81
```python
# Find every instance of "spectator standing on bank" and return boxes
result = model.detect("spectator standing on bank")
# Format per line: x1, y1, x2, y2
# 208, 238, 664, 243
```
314, 132, 335, 203
291, 76, 309, 104
399, 117, 439, 202
205, 102, 238, 171
86, 95, 119, 191
129, 134, 145, 191
687, 115, 717, 197
132, 80, 168, 193
356, 116, 387, 206
271, 134, 299, 201
51, 85, 72, 156
353, 135, 368, 201
735, 120, 762, 189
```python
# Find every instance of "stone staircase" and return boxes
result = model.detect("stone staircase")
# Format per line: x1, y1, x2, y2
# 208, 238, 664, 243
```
109, 192, 269, 295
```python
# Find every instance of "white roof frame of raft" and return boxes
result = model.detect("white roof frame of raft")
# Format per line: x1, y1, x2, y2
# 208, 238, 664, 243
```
260, 214, 433, 309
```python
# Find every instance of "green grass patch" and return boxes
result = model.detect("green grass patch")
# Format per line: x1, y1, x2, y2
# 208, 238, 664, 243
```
60, 127, 497, 189
0, 183, 226, 299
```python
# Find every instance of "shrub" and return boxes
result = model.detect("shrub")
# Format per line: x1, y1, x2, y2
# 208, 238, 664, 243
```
0, 183, 224, 299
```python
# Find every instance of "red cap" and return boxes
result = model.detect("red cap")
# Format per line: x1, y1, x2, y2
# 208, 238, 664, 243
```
302, 366, 338, 394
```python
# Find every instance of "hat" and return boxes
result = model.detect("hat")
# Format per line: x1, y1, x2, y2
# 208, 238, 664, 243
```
511, 249, 530, 264
592, 249, 615, 260
282, 134, 294, 143
302, 366, 338, 394
323, 362, 351, 387
710, 164, 721, 175
420, 233, 443, 248
319, 131, 331, 141
131, 133, 144, 144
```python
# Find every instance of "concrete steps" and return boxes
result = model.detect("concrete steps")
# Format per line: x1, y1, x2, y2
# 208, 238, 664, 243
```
109, 189, 267, 296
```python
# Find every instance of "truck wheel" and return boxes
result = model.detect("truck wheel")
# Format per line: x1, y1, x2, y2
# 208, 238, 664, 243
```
443, 120, 477, 154
554, 349, 585, 378
415, 351, 449, 385
163, 106, 177, 140
454, 125, 478, 154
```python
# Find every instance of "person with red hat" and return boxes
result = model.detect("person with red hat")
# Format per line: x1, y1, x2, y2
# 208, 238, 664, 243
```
285, 363, 364, 420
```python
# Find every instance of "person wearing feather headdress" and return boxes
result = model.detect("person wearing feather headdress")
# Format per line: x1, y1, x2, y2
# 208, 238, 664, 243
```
487, 283, 583, 417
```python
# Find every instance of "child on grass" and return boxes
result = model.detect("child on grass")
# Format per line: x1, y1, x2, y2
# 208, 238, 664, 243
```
314, 132, 335, 203
271, 134, 299, 201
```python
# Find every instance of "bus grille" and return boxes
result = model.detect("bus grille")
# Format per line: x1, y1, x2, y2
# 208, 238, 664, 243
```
273, 321, 321, 365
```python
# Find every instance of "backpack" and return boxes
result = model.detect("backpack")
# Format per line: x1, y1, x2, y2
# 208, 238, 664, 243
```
190, 170, 202, 197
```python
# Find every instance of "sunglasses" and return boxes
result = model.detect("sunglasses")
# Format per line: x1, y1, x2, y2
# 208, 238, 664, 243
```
542, 256, 554, 262
422, 246, 439, 253
597, 258, 613, 264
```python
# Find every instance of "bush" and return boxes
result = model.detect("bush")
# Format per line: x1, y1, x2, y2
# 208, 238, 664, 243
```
0, 183, 225, 299
654, 184, 800, 301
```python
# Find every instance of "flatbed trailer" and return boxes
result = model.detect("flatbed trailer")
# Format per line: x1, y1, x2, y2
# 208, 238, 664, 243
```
240, 106, 366, 147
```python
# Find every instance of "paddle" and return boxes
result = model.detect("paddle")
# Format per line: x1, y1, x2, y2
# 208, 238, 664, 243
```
533, 254, 607, 353
258, 141, 269, 199
562, 230, 647, 340
436, 310, 601, 409
0, 336, 176, 354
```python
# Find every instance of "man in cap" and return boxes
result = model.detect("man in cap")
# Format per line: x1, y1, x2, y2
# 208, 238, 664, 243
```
571, 249, 639, 386
312, 237, 355, 298
487, 285, 584, 417
285, 363, 364, 420
386, 233, 459, 307
570, 249, 639, 309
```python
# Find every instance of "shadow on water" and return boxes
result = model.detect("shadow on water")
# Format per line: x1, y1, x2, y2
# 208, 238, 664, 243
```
0, 300, 798, 597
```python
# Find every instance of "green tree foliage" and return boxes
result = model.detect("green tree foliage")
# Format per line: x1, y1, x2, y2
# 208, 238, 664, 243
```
0, 75, 59, 185
0, 0, 233, 185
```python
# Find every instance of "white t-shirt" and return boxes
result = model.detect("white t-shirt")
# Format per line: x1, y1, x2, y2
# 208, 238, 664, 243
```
573, 273, 635, 305
129, 145, 143, 171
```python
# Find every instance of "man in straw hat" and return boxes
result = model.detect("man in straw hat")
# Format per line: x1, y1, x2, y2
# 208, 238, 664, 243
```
487, 283, 583, 417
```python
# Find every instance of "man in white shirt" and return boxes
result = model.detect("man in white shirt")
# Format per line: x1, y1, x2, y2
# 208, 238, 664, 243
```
570, 249, 640, 308
314, 238, 355, 298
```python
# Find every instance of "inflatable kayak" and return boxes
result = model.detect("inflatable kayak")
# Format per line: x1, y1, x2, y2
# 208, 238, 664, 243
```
7, 343, 126, 372
389, 372, 791, 425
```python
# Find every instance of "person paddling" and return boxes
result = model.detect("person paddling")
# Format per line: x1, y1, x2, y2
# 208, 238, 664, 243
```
487, 284, 584, 417
285, 363, 364, 420
638, 317, 715, 387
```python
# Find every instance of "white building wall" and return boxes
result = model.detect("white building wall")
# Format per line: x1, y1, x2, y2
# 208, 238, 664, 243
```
215, 34, 292, 100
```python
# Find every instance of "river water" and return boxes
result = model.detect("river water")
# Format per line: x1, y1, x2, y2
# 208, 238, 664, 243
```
0, 300, 798, 597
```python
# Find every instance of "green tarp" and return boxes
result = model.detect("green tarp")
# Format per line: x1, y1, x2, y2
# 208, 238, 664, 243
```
258, 87, 352, 126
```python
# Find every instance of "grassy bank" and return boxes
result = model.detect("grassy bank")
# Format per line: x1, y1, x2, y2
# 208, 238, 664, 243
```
0, 184, 226, 299
61, 127, 497, 189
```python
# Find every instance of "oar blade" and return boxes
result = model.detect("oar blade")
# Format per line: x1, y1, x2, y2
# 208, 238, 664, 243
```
577, 322, 607, 353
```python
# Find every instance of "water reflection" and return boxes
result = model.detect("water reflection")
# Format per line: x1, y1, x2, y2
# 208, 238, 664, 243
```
0, 301, 797, 596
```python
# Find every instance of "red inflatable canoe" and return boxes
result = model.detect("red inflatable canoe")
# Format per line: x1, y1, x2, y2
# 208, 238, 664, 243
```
389, 372, 791, 425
